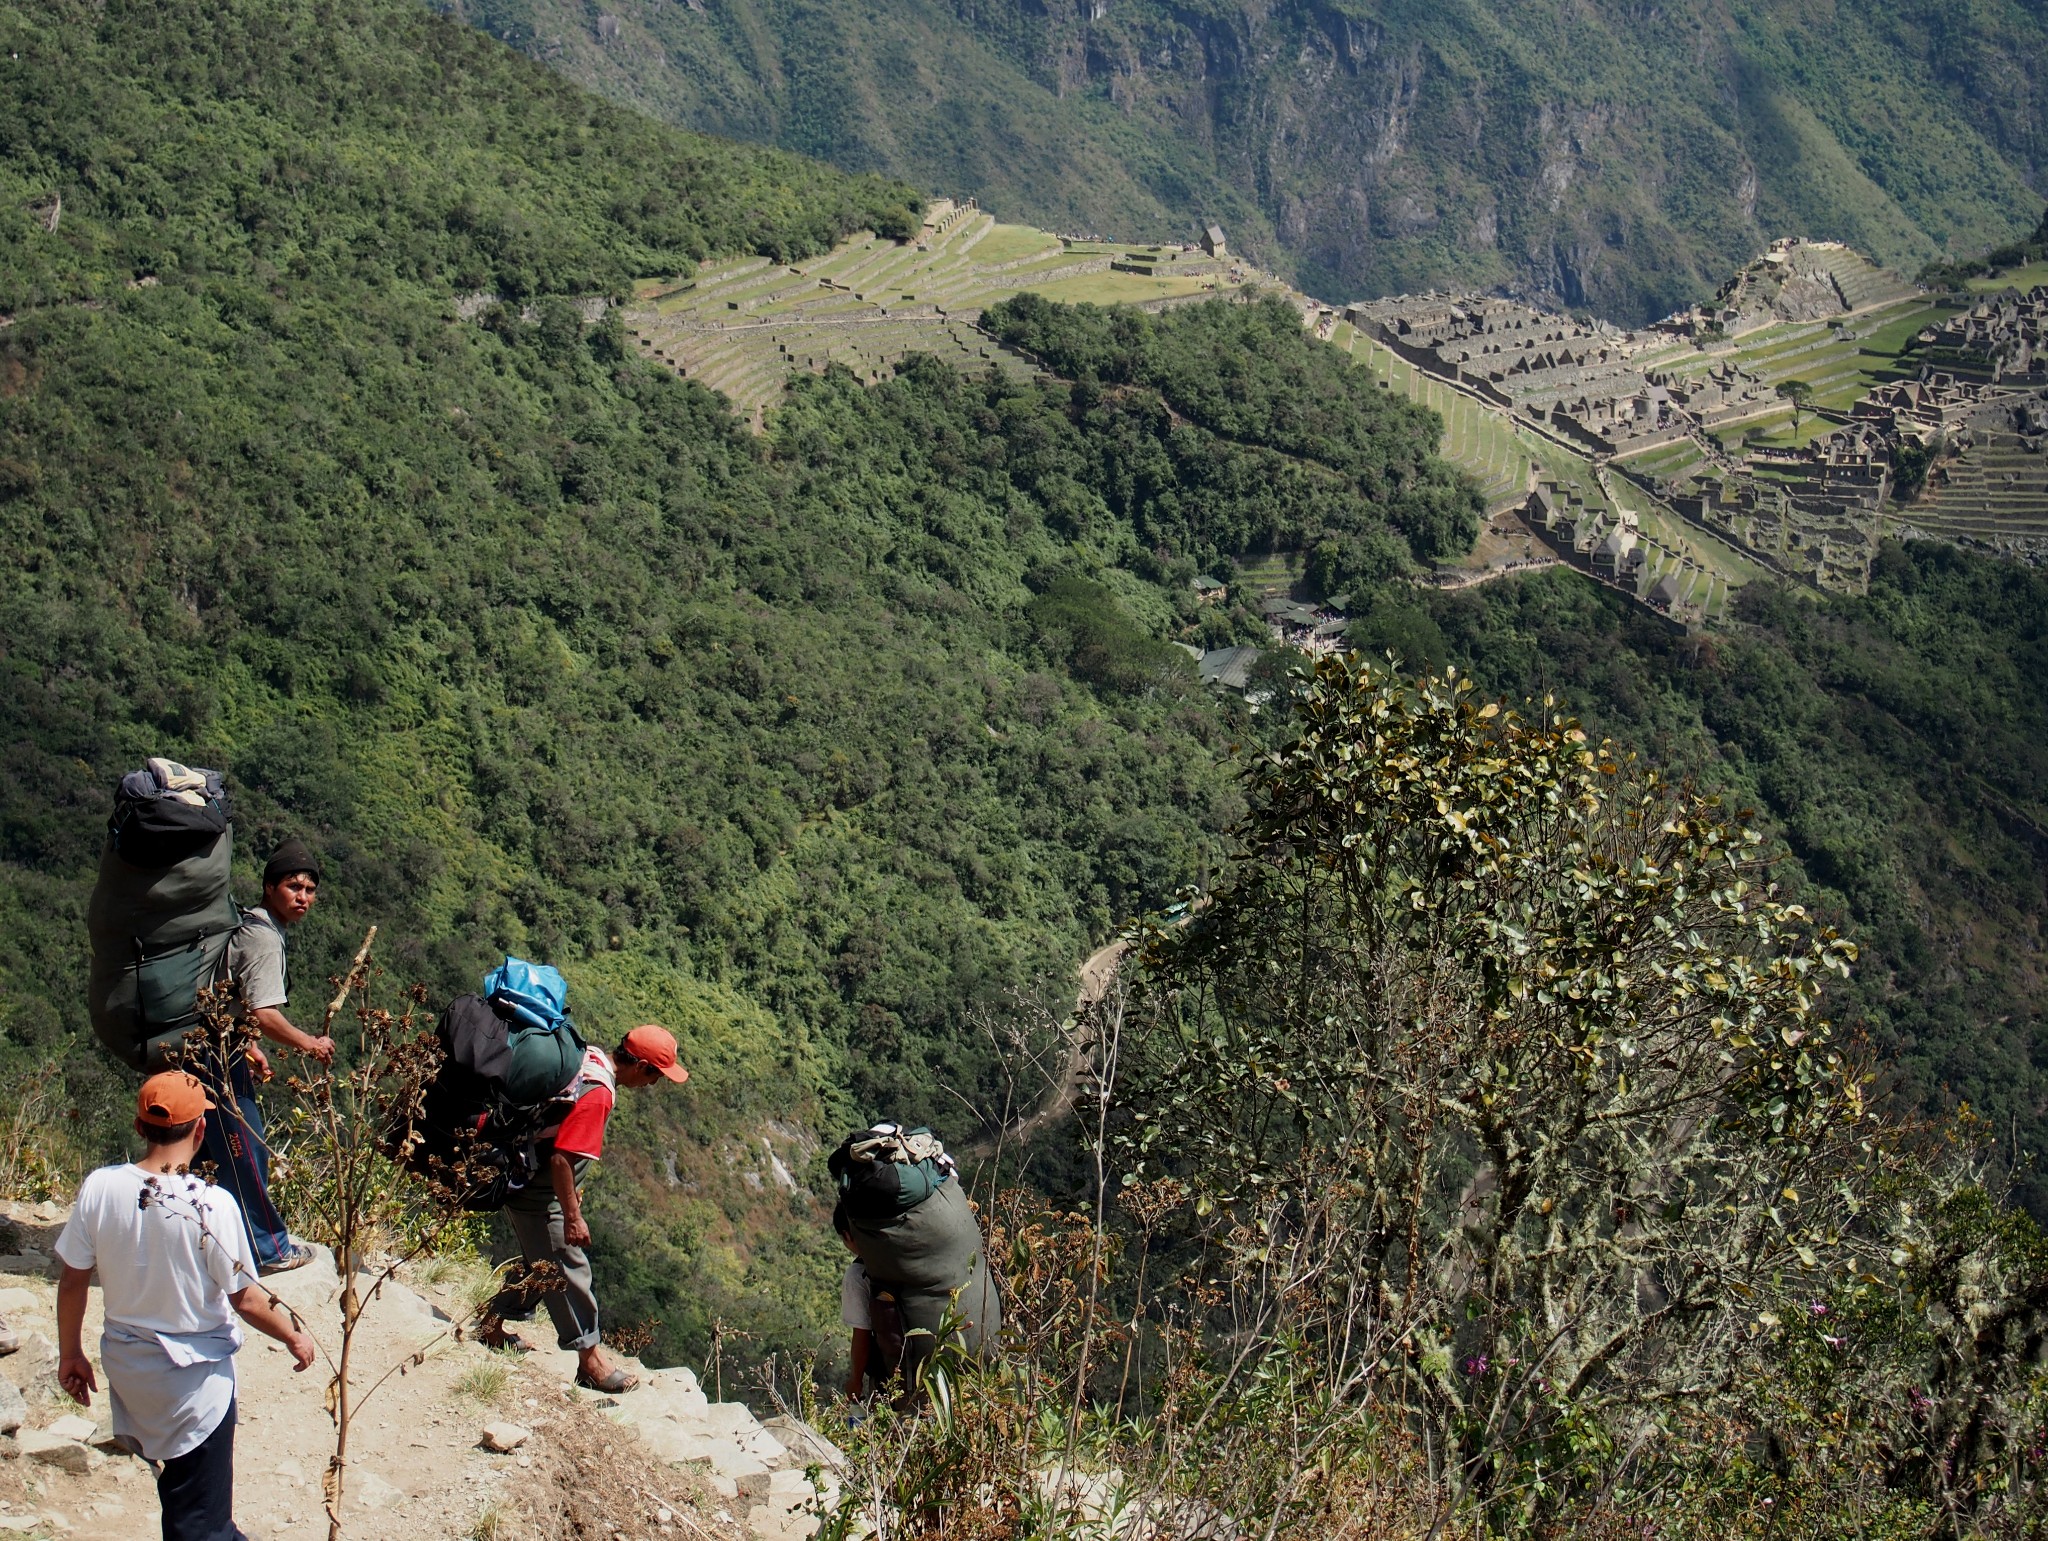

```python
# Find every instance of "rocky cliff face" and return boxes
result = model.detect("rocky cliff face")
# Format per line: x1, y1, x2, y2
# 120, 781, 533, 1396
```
960, 0, 2045, 315
446, 0, 2047, 321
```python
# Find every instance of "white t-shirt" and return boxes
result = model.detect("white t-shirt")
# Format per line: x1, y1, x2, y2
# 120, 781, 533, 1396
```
840, 1260, 871, 1331
56, 1164, 259, 1337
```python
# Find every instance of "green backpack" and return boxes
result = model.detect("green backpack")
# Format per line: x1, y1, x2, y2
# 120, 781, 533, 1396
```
86, 761, 240, 1070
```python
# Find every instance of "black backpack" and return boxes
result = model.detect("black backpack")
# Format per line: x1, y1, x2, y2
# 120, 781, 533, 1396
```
829, 1124, 956, 1224
85, 761, 240, 1070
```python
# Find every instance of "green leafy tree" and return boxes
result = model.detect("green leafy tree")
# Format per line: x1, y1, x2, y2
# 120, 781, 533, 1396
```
1892, 432, 1943, 498
1118, 657, 1873, 1523
1777, 378, 1816, 431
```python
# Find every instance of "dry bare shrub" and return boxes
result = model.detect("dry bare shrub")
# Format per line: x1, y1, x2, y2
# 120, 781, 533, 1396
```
0, 1060, 88, 1200
179, 930, 529, 1539
494, 1376, 752, 1541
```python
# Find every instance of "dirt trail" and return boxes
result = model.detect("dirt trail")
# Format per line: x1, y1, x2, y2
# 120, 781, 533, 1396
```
0, 1200, 825, 1540
0, 1217, 525, 1539
968, 938, 1127, 1161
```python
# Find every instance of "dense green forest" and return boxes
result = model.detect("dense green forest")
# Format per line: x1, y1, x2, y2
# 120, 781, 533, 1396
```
443, 0, 2048, 319
0, 0, 1470, 1368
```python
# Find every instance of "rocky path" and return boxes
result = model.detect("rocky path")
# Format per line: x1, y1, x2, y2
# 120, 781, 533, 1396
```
0, 1201, 843, 1540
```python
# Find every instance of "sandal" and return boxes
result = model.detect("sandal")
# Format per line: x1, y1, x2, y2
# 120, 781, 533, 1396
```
575, 1364, 639, 1394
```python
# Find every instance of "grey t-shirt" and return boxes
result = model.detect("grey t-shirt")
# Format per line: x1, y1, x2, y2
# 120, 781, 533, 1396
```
226, 904, 288, 1011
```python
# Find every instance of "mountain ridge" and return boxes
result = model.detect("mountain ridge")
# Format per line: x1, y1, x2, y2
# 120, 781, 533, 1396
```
441, 0, 2048, 322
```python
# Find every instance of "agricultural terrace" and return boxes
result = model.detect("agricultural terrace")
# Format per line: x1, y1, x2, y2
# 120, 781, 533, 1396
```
621, 205, 1253, 422
1902, 433, 2048, 552
1333, 322, 1557, 512
1670, 297, 1958, 451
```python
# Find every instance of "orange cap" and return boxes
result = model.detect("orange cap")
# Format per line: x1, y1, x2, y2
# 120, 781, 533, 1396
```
621, 1025, 688, 1084
137, 1071, 214, 1128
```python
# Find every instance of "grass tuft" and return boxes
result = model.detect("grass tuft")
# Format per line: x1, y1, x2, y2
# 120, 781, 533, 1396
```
453, 1361, 512, 1403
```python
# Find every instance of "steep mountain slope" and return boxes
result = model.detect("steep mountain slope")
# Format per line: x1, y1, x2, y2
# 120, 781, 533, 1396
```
5, 0, 2046, 1399
442, 0, 2048, 321
0, 0, 1466, 1370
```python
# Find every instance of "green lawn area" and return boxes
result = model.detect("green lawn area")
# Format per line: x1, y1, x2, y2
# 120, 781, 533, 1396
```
1968, 261, 2048, 293
1620, 440, 1709, 483
972, 224, 1063, 266
1734, 410, 1841, 452
1017, 272, 1217, 305
1734, 323, 1830, 364
1859, 301, 1951, 353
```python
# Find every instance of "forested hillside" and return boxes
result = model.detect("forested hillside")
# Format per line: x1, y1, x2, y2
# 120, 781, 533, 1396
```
0, 0, 1468, 1370
5, 0, 2048, 1403
443, 0, 2048, 319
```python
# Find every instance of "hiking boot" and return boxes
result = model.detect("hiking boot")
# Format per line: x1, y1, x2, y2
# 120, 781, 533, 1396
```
259, 1243, 315, 1277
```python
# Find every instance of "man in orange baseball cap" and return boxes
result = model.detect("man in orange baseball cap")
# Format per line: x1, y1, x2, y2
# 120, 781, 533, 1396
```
487, 1024, 688, 1394
54, 1072, 317, 1540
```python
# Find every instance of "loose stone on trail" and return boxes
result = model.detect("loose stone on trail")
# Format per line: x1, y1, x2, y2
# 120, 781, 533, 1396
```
15, 1430, 93, 1474
480, 1422, 530, 1452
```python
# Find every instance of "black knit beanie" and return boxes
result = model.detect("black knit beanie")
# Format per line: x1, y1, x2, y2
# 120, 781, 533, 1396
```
262, 838, 322, 888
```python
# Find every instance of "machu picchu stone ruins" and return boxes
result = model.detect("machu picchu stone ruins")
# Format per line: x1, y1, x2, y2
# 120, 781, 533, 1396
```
1312, 237, 2048, 618
617, 206, 2048, 628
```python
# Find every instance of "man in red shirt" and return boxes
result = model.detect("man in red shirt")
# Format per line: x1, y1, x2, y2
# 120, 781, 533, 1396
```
490, 1024, 687, 1393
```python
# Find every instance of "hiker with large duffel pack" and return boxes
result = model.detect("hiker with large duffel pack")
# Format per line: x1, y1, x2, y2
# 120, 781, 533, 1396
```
86, 762, 321, 1275
212, 837, 335, 1276
412, 958, 689, 1394
87, 759, 241, 1075
829, 1123, 1001, 1402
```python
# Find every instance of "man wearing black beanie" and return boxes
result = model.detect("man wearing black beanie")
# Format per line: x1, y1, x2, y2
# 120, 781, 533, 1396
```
213, 838, 337, 1275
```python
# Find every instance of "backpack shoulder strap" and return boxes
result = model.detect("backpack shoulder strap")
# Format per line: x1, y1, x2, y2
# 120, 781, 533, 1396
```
576, 1046, 617, 1098
530, 1048, 616, 1140
237, 904, 281, 938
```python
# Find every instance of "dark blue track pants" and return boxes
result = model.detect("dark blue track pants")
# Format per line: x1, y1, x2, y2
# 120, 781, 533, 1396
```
196, 1050, 291, 1268
157, 1396, 243, 1541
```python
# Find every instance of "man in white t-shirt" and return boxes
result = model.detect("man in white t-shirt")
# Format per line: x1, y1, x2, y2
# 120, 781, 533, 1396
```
55, 1071, 317, 1541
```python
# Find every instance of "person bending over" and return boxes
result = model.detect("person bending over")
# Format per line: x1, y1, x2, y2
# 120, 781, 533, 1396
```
487, 1025, 688, 1394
